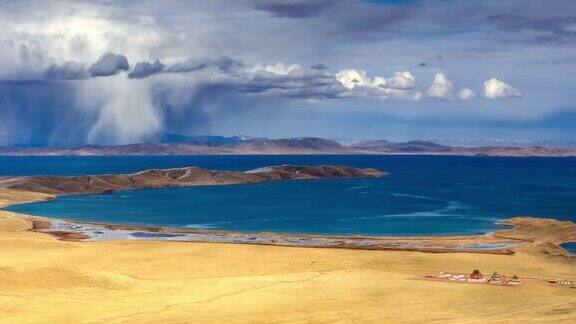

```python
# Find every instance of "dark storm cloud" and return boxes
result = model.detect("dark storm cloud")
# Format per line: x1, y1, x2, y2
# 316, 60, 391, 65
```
232, 68, 345, 99
254, 0, 417, 40
125, 56, 243, 79
89, 53, 130, 77
253, 0, 576, 45
43, 55, 242, 81
254, 0, 335, 18
165, 56, 242, 74
128, 60, 166, 79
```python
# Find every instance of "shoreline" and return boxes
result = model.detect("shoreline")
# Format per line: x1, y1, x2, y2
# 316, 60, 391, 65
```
0, 177, 576, 258
0, 184, 574, 256
28, 215, 524, 254
3, 193, 574, 257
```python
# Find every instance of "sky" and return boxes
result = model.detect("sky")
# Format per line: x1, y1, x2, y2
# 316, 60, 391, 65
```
0, 0, 575, 146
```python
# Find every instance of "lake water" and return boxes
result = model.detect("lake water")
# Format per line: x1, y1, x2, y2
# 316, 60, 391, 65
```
561, 242, 576, 255
3, 155, 576, 236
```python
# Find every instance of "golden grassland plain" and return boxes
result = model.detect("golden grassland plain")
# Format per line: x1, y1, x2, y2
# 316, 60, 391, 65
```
0, 188, 575, 323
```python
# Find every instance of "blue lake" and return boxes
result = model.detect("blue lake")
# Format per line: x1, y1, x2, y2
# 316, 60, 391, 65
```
3, 155, 576, 236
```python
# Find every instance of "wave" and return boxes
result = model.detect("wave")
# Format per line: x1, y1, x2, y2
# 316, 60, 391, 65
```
183, 221, 231, 229
389, 193, 445, 201
444, 200, 471, 211
345, 200, 475, 220
345, 183, 373, 191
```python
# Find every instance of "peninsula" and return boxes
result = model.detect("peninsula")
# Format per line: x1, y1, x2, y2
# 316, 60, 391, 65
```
0, 164, 384, 195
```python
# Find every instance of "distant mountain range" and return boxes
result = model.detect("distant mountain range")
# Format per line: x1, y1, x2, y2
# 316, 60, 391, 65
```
350, 140, 453, 153
1, 133, 576, 156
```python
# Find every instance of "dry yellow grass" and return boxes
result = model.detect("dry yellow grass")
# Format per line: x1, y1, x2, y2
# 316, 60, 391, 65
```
0, 206, 575, 324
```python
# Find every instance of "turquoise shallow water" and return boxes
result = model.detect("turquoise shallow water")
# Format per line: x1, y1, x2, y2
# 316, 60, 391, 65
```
3, 155, 576, 236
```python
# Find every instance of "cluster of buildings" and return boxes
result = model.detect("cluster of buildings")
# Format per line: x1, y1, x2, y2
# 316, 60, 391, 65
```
547, 278, 576, 288
426, 270, 576, 289
428, 270, 520, 285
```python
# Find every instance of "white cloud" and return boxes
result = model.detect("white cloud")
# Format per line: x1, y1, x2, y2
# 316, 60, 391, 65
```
483, 78, 521, 99
335, 69, 370, 89
335, 69, 415, 91
426, 73, 453, 99
386, 71, 415, 90
458, 88, 476, 100
253, 62, 301, 75
334, 69, 420, 100
373, 76, 387, 88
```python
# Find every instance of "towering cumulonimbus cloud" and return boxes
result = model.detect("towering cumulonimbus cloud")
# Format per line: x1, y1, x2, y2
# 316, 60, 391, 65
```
0, 46, 527, 146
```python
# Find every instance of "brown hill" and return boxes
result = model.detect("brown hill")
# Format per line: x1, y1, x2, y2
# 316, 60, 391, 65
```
352, 140, 452, 153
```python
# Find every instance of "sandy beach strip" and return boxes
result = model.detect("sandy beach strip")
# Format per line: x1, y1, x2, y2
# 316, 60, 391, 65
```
27, 216, 524, 254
